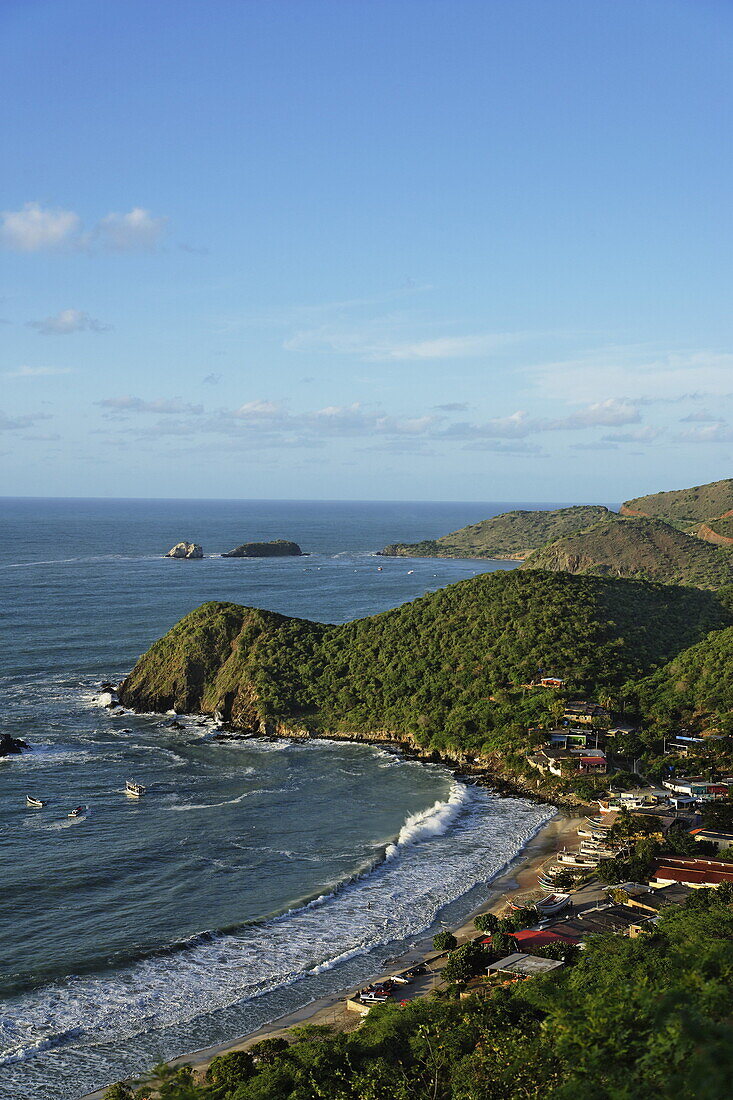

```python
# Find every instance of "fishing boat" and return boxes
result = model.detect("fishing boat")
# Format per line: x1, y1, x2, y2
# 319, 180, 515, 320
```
26, 795, 45, 808
556, 850, 598, 867
68, 806, 85, 818
536, 892, 570, 915
125, 780, 146, 798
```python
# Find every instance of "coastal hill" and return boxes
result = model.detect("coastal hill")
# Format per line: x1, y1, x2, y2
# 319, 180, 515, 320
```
379, 504, 611, 560
118, 570, 731, 756
222, 539, 303, 558
631, 622, 733, 733
519, 516, 733, 590
621, 477, 733, 526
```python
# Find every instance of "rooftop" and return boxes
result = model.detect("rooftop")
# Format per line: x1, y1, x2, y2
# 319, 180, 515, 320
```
487, 953, 565, 977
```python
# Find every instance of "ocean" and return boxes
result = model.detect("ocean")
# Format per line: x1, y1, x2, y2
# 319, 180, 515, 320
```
0, 498, 555, 1098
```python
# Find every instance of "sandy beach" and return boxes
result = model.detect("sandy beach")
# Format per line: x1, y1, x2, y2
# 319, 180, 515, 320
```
79, 807, 585, 1098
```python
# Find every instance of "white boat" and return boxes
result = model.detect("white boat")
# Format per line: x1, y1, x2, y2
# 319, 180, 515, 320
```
26, 795, 45, 808
68, 806, 85, 818
536, 892, 570, 915
557, 851, 598, 867
125, 780, 146, 798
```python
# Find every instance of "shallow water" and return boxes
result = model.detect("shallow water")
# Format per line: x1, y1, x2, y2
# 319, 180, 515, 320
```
0, 498, 553, 1097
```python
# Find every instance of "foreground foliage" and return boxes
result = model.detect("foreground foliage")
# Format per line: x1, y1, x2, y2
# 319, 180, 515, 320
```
108, 887, 733, 1100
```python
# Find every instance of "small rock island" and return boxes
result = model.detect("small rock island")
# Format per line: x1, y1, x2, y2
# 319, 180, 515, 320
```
0, 733, 29, 757
222, 539, 304, 558
165, 542, 204, 559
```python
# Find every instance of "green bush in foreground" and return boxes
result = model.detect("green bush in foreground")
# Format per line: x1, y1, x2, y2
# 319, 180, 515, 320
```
432, 930, 457, 951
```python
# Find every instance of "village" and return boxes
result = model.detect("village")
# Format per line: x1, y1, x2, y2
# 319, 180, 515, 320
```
342, 685, 733, 1013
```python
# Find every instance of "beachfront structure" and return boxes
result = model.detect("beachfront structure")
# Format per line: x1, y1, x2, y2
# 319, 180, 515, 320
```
689, 828, 733, 852
650, 856, 733, 889
662, 777, 731, 800
487, 953, 565, 979
545, 904, 656, 941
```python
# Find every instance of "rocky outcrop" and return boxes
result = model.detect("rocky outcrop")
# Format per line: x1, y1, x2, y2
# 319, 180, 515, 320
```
166, 542, 203, 559
0, 734, 29, 757
222, 539, 303, 558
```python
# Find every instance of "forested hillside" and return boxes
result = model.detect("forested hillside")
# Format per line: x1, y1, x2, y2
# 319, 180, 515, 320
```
622, 477, 733, 525
520, 517, 733, 589
119, 570, 731, 757
630, 624, 733, 733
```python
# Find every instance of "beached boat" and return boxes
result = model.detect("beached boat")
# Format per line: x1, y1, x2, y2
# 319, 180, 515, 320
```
556, 851, 598, 867
68, 806, 85, 818
536, 892, 570, 915
125, 780, 146, 798
26, 795, 45, 808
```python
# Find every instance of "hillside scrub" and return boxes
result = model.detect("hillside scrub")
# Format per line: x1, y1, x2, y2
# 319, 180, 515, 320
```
120, 570, 732, 758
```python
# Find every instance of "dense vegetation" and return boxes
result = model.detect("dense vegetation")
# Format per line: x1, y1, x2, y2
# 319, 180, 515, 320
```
120, 570, 732, 758
701, 516, 733, 542
622, 477, 733, 525
629, 625, 733, 734
108, 886, 733, 1099
520, 517, 733, 590
379, 505, 612, 559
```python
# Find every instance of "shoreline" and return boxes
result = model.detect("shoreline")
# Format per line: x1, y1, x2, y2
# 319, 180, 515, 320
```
78, 805, 584, 1099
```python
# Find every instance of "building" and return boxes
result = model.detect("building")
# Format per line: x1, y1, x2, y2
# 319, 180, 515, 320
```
509, 929, 579, 950
563, 702, 610, 726
651, 856, 733, 889
539, 677, 565, 689
662, 777, 731, 801
545, 904, 655, 941
690, 828, 733, 852
487, 953, 565, 979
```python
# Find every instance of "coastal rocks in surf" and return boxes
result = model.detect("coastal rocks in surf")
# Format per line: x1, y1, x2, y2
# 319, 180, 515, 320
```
222, 539, 303, 558
165, 541, 204, 559
0, 733, 29, 756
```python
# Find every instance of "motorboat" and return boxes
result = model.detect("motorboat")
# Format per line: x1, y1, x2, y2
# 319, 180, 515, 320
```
535, 892, 570, 916
26, 795, 45, 808
68, 806, 85, 818
125, 780, 146, 798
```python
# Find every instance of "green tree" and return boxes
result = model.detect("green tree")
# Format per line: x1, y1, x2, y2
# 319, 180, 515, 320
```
205, 1050, 254, 1087
433, 930, 458, 951
474, 912, 499, 934
442, 941, 489, 984
248, 1037, 290, 1064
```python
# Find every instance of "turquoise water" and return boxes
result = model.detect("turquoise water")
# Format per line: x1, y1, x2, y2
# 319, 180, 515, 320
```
0, 498, 553, 1098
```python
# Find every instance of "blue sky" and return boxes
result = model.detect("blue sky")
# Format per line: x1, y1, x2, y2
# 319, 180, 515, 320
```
2, 0, 732, 501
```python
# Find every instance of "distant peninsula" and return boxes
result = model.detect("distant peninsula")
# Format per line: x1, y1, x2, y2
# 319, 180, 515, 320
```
222, 539, 304, 558
379, 504, 611, 560
378, 478, 733, 591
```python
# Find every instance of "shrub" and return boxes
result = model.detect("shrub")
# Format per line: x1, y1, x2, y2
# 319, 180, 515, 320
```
205, 1050, 255, 1086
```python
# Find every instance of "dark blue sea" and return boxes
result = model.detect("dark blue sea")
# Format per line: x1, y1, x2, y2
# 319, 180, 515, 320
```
0, 498, 555, 1098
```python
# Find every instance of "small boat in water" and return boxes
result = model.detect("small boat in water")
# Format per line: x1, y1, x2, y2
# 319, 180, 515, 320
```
536, 892, 570, 915
26, 795, 45, 808
68, 806, 85, 818
125, 780, 146, 798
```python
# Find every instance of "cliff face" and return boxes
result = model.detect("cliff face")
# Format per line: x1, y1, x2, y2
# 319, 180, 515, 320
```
520, 517, 733, 589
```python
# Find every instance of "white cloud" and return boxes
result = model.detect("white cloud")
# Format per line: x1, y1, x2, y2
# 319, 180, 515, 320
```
96, 208, 167, 251
4, 365, 73, 378
28, 308, 111, 335
284, 326, 521, 361
1, 202, 80, 252
676, 423, 733, 443
601, 427, 660, 443
1, 202, 167, 253
528, 347, 733, 404
0, 409, 50, 430
97, 396, 203, 414
679, 409, 724, 423
232, 400, 280, 419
